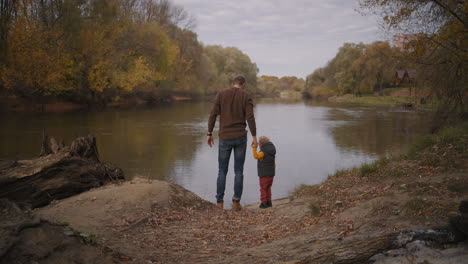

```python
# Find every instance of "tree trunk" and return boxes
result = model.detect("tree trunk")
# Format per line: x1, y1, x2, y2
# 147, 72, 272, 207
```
296, 228, 463, 264
39, 132, 52, 156
296, 233, 397, 264
0, 135, 124, 208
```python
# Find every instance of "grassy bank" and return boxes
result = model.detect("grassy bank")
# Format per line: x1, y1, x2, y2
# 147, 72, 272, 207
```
320, 87, 437, 109
291, 122, 467, 222
327, 94, 437, 109
333, 95, 414, 105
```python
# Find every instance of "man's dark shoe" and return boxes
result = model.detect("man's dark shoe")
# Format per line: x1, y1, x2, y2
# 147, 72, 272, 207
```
259, 202, 268, 209
266, 201, 272, 208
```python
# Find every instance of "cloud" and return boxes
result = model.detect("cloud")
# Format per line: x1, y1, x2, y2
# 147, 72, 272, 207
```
173, 0, 381, 78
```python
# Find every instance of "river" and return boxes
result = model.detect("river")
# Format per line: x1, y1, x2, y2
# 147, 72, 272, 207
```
0, 100, 433, 205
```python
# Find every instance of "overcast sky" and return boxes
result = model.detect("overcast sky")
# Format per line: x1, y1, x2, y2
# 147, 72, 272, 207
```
173, 0, 386, 78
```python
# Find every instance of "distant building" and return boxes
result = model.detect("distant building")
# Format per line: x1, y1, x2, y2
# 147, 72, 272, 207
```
395, 69, 415, 86
393, 33, 419, 51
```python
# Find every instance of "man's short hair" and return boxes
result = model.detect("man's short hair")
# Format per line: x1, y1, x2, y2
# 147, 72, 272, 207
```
232, 75, 246, 85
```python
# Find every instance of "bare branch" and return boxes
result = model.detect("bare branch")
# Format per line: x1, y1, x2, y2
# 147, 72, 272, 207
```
431, 0, 466, 27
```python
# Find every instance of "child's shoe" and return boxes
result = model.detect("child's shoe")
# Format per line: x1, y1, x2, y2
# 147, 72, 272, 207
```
266, 201, 272, 208
259, 202, 268, 209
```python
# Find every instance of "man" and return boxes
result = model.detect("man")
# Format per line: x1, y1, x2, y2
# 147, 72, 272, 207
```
207, 75, 257, 210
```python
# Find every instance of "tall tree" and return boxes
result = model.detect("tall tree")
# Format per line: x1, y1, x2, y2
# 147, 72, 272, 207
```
204, 45, 258, 94
352, 41, 396, 94
332, 43, 365, 94
1, 5, 71, 102
0, 0, 15, 59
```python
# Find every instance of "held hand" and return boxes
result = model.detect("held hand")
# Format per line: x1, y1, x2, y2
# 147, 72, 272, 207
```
207, 136, 214, 147
251, 142, 257, 148
252, 136, 258, 148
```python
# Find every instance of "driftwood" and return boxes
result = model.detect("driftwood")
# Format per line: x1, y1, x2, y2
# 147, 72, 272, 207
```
296, 201, 468, 264
39, 132, 66, 157
296, 233, 397, 264
296, 228, 462, 264
0, 135, 124, 208
39, 133, 52, 156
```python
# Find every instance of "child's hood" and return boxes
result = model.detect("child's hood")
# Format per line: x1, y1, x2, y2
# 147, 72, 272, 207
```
261, 142, 276, 156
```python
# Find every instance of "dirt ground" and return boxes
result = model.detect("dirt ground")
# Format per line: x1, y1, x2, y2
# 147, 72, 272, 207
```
35, 164, 467, 264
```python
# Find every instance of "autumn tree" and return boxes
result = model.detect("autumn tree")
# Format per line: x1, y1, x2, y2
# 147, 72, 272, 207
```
305, 41, 404, 98
332, 43, 366, 95
359, 0, 467, 127
257, 76, 305, 97
203, 45, 258, 94
1, 0, 72, 104
113, 23, 178, 98
352, 41, 397, 94
0, 0, 15, 60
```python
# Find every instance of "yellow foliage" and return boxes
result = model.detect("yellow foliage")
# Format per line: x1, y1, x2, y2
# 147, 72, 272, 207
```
1, 15, 71, 96
113, 57, 158, 92
145, 25, 179, 80
88, 62, 111, 92
260, 75, 280, 82
309, 85, 337, 97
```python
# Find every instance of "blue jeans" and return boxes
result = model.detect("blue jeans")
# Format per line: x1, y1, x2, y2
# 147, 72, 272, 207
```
216, 136, 247, 202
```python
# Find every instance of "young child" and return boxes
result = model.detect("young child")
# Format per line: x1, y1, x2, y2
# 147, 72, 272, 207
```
252, 136, 276, 209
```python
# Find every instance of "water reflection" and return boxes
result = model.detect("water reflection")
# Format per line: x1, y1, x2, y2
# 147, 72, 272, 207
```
0, 101, 432, 205
0, 103, 211, 182
325, 105, 432, 157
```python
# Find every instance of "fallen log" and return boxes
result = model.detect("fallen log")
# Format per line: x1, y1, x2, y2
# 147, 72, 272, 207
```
296, 201, 468, 264
296, 233, 397, 264
0, 135, 124, 208
296, 228, 463, 264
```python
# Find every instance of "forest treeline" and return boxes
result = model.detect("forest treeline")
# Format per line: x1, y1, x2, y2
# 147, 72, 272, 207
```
257, 76, 304, 98
304, 41, 404, 98
305, 0, 466, 125
0, 0, 258, 106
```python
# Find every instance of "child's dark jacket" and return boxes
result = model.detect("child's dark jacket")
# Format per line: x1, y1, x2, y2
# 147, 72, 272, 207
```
258, 142, 276, 177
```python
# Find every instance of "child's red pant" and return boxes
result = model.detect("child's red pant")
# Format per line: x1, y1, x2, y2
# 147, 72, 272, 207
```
259, 177, 274, 203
